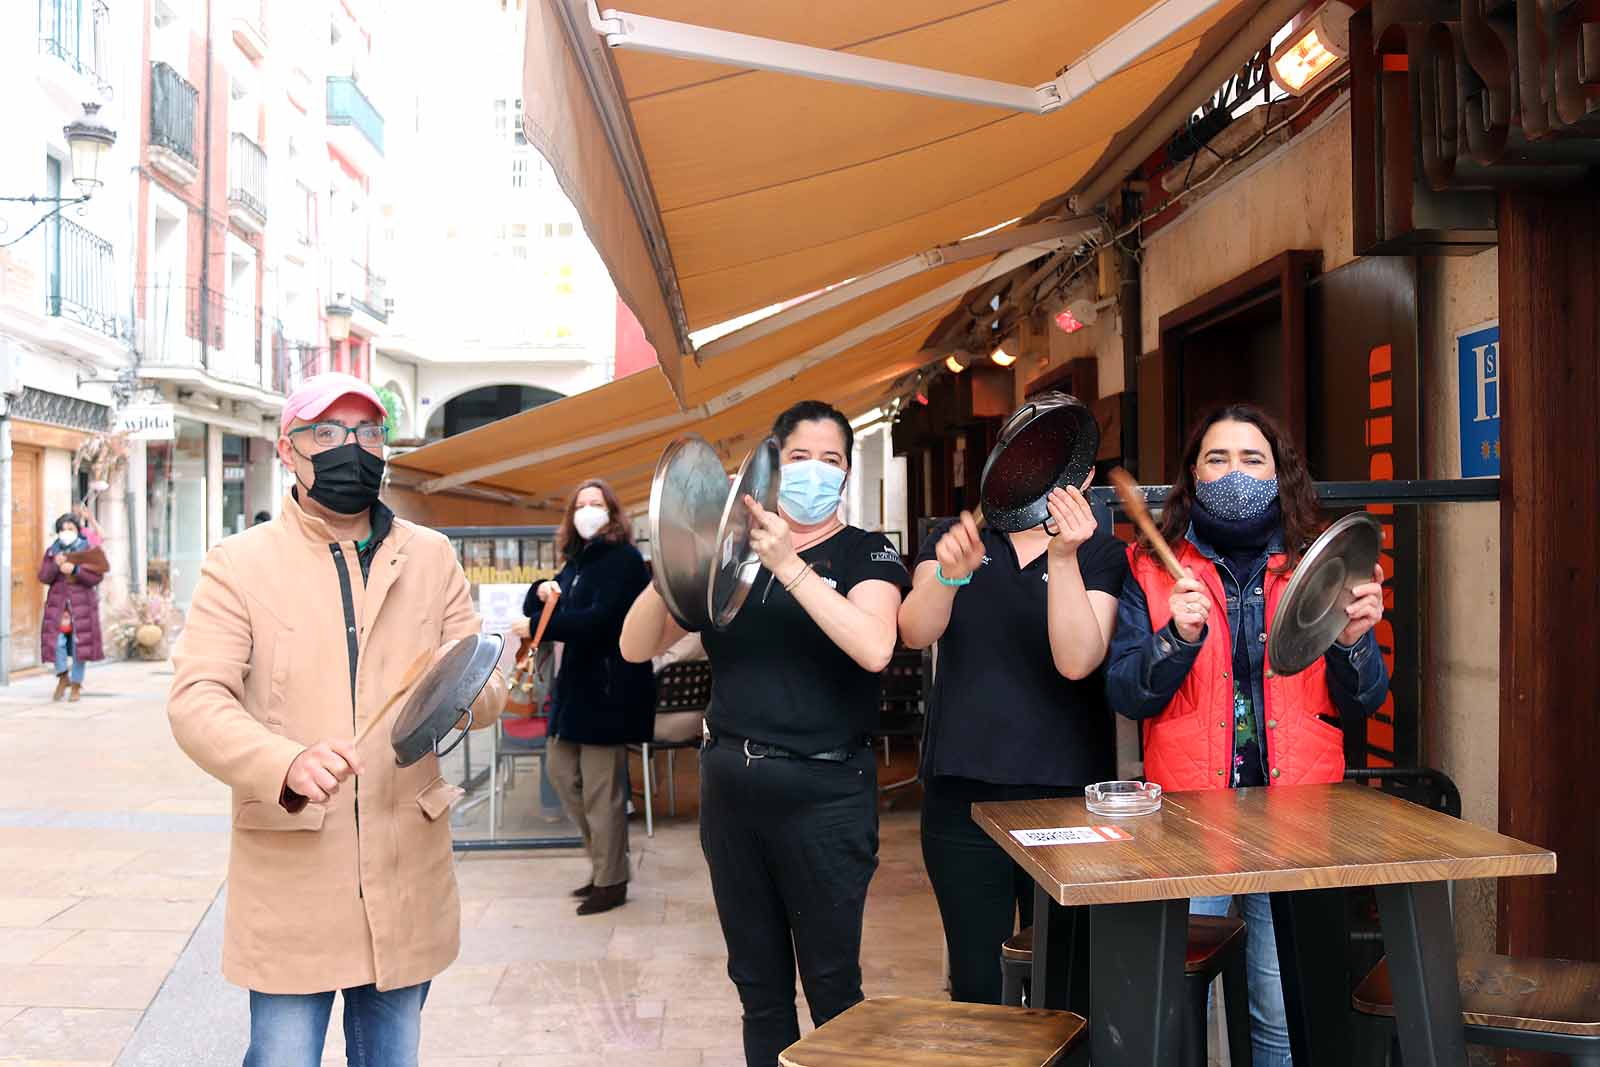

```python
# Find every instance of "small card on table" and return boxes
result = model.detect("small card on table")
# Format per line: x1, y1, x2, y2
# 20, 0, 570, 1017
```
1011, 825, 1133, 847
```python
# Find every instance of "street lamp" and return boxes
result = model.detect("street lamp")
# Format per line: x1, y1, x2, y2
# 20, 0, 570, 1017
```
0, 103, 117, 248
65, 103, 116, 194
325, 303, 353, 343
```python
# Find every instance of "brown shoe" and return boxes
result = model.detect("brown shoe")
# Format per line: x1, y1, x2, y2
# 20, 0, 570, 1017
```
53, 674, 69, 702
576, 881, 626, 916
571, 883, 595, 898
68, 684, 81, 703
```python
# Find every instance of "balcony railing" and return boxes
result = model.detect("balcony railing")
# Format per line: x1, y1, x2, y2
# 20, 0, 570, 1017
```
45, 215, 118, 337
228, 131, 268, 221
39, 0, 111, 91
150, 61, 199, 166
326, 76, 384, 156
137, 284, 264, 388
351, 260, 388, 323
272, 331, 325, 395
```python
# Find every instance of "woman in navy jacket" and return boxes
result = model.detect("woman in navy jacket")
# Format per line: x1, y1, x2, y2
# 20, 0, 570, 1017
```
518, 479, 654, 915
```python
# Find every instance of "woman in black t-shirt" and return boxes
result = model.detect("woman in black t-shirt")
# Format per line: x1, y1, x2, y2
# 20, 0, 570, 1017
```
899, 465, 1128, 1005
621, 400, 909, 1067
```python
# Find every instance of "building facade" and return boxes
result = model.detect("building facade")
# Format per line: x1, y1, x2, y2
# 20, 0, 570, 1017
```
0, 0, 142, 673
374, 0, 614, 452
130, 0, 389, 611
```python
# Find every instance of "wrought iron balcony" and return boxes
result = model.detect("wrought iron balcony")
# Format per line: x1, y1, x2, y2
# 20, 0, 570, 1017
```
43, 215, 118, 338
326, 76, 384, 156
39, 0, 112, 93
137, 284, 265, 389
228, 132, 268, 229
150, 61, 199, 175
351, 260, 388, 323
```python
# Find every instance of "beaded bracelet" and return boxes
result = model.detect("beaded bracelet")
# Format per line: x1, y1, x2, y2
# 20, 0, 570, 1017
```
935, 564, 972, 587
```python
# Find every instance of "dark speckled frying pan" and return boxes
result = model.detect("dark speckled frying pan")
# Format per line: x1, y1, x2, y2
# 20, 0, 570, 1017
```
976, 392, 1101, 532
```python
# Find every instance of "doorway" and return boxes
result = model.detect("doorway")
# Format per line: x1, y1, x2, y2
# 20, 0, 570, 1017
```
10, 445, 44, 670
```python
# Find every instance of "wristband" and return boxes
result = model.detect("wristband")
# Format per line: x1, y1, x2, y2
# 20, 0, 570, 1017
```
935, 564, 972, 587
783, 563, 813, 592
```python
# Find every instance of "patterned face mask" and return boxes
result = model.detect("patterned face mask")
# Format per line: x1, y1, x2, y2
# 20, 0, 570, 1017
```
1194, 470, 1279, 521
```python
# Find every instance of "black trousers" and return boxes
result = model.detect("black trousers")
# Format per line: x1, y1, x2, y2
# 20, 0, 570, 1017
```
920, 775, 1081, 1004
699, 741, 879, 1067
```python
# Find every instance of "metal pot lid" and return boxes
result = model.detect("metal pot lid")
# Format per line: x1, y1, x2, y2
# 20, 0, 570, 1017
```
390, 632, 504, 767
708, 436, 779, 630
978, 391, 1101, 532
647, 434, 726, 631
1267, 512, 1383, 676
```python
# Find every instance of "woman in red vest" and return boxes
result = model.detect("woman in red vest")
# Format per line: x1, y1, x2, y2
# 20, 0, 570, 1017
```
1105, 404, 1388, 1066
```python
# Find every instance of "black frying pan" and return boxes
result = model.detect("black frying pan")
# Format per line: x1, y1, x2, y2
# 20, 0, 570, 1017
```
976, 392, 1101, 532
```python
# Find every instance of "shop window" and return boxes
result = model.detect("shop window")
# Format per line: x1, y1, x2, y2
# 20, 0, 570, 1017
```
146, 418, 208, 609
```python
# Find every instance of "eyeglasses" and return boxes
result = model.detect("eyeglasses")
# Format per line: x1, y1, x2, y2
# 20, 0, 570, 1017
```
287, 421, 389, 450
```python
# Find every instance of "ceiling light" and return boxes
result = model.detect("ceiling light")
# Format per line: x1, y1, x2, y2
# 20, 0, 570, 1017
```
945, 352, 969, 374
990, 345, 1016, 367
1270, 1, 1354, 96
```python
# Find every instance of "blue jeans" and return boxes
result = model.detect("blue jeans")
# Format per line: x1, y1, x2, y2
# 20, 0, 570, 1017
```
245, 982, 429, 1067
1190, 893, 1292, 1067
54, 632, 86, 685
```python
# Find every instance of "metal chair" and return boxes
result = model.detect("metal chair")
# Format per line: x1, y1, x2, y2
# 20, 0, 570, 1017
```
875, 646, 927, 805
1001, 916, 1252, 1067
632, 659, 711, 837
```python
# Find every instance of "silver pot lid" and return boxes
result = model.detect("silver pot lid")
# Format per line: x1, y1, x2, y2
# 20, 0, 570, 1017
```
978, 391, 1101, 532
1267, 512, 1383, 676
390, 632, 504, 767
708, 437, 780, 630
647, 434, 727, 631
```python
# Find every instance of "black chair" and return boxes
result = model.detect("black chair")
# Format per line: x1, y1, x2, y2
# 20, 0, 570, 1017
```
1000, 916, 1253, 1067
874, 647, 926, 806
632, 659, 711, 836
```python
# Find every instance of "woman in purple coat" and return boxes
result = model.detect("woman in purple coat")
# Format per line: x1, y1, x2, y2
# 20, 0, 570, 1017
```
39, 513, 106, 702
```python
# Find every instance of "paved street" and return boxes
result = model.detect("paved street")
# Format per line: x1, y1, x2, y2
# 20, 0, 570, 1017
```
0, 660, 941, 1066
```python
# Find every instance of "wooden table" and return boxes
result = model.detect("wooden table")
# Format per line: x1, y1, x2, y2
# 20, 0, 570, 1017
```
973, 783, 1555, 1067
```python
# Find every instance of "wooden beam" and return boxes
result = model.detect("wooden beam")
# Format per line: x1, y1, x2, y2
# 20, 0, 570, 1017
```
1498, 189, 1600, 975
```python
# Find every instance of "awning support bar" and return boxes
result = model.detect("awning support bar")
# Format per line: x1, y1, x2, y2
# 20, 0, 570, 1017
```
591, 0, 1228, 115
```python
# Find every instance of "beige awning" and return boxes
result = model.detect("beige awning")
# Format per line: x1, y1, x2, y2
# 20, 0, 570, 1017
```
395, 0, 1272, 509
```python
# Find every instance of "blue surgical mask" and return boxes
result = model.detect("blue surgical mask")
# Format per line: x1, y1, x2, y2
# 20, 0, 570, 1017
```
778, 459, 846, 526
1194, 470, 1279, 521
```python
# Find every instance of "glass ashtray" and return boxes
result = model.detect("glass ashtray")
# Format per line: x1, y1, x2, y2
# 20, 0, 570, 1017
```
1085, 780, 1163, 817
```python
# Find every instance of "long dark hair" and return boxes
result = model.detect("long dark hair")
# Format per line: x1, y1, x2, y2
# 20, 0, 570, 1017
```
556, 478, 632, 560
1145, 404, 1321, 573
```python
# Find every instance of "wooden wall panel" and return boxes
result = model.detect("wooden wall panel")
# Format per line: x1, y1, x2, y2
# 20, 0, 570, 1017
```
1498, 190, 1600, 1024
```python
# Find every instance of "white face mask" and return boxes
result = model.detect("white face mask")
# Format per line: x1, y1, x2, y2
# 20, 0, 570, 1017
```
573, 504, 609, 541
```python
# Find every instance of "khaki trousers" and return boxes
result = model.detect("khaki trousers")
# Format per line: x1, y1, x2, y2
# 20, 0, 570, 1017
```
546, 738, 629, 887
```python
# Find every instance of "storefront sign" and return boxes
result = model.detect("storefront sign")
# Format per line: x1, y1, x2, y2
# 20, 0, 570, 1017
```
1456, 320, 1500, 478
114, 403, 176, 442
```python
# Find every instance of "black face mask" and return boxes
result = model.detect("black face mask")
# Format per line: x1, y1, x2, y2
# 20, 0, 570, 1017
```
300, 443, 385, 515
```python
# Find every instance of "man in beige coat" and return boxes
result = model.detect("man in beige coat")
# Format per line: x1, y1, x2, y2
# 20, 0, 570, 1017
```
169, 373, 505, 1066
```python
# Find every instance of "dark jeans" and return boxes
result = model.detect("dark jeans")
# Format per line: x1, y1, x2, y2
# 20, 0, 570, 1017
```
920, 775, 1081, 1004
699, 741, 879, 1067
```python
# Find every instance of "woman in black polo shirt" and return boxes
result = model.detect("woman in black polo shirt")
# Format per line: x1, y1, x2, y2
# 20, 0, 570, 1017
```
621, 400, 910, 1067
899, 474, 1127, 1004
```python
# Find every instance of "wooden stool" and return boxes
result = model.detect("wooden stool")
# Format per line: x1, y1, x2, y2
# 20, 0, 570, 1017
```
1000, 914, 1252, 1067
1353, 952, 1600, 1065
778, 996, 1087, 1067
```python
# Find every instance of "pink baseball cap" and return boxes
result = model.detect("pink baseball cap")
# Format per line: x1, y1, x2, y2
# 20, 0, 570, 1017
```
280, 372, 388, 435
